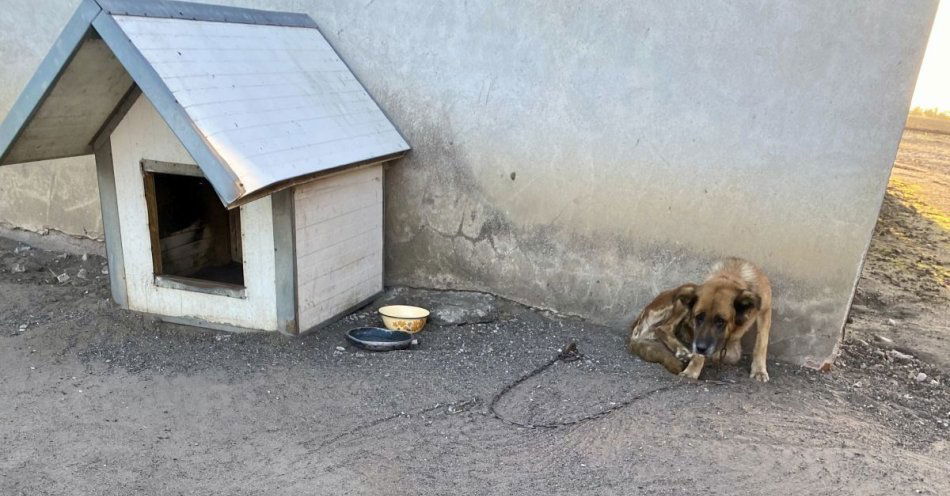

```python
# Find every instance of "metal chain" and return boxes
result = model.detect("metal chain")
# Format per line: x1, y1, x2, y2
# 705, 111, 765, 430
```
488, 340, 686, 429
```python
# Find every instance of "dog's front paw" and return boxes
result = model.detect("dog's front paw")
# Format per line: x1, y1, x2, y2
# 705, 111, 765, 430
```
750, 369, 770, 382
675, 348, 693, 361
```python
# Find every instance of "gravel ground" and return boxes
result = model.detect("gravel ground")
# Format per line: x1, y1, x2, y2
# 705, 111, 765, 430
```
1, 230, 948, 495
1, 130, 949, 496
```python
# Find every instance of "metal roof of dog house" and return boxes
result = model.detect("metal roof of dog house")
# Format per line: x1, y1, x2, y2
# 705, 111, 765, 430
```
0, 0, 409, 208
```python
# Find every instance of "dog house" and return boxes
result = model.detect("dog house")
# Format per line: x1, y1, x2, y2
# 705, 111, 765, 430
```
0, 0, 409, 333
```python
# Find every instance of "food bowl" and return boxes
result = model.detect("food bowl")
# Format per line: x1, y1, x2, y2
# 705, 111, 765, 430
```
345, 327, 415, 351
378, 305, 430, 333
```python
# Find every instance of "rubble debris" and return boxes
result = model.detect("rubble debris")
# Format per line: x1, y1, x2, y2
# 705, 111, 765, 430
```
888, 350, 914, 362
873, 335, 894, 345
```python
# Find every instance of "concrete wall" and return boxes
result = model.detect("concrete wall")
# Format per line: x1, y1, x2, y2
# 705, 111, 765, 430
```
0, 1, 938, 365
0, 0, 101, 238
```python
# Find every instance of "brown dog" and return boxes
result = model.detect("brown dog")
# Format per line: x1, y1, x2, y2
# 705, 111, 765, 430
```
628, 284, 697, 374
677, 258, 773, 382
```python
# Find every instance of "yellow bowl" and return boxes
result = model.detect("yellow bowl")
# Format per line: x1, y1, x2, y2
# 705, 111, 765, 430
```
378, 305, 430, 333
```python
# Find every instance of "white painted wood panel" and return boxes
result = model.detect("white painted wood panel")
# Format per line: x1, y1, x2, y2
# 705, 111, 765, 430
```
109, 95, 279, 331
113, 16, 408, 197
294, 166, 383, 331
4, 38, 133, 164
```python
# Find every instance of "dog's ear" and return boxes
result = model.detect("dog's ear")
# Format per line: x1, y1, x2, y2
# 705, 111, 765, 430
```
674, 283, 698, 309
733, 290, 761, 325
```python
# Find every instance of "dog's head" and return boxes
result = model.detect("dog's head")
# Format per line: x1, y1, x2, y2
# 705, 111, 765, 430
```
675, 281, 760, 357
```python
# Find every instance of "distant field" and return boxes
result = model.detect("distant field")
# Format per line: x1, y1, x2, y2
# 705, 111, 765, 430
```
890, 128, 950, 230
905, 115, 950, 135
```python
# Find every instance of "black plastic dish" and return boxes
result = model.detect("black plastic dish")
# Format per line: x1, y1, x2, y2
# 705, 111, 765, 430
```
345, 327, 414, 351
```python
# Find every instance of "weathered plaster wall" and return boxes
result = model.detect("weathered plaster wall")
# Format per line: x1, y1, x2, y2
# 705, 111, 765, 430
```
0, 1, 938, 365
0, 0, 101, 239
309, 0, 936, 366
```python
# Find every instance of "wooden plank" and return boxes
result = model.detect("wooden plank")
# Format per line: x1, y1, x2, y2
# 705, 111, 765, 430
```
292, 164, 380, 198
158, 315, 259, 334
229, 209, 243, 263
271, 189, 298, 335
298, 255, 382, 306
140, 158, 203, 177
91, 85, 142, 151
298, 273, 381, 327
141, 171, 163, 275
298, 290, 382, 335
294, 177, 381, 208
295, 197, 381, 231
298, 260, 382, 309
295, 210, 381, 255
98, 0, 319, 29
154, 275, 246, 299
156, 224, 203, 251
93, 138, 128, 308
161, 237, 213, 274
296, 228, 381, 280
293, 165, 383, 330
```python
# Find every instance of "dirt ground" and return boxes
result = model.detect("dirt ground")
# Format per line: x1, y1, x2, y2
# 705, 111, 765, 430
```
850, 129, 950, 371
1, 133, 949, 495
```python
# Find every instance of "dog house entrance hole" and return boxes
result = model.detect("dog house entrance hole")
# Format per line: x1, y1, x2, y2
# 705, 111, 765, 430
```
142, 160, 245, 291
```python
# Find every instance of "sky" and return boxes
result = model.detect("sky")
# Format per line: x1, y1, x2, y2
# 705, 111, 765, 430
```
911, 1, 950, 110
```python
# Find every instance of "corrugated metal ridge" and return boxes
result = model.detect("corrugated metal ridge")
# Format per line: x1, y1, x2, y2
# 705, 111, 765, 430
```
95, 0, 318, 29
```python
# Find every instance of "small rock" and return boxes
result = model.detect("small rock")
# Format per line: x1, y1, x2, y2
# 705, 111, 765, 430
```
428, 291, 499, 325
335, 346, 345, 352
874, 335, 893, 345
853, 381, 863, 388
915, 372, 928, 382
886, 318, 897, 326
888, 350, 914, 362
81, 253, 89, 261
101, 266, 109, 275
9, 261, 36, 273
77, 268, 88, 280
56, 273, 70, 283
18, 324, 27, 332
